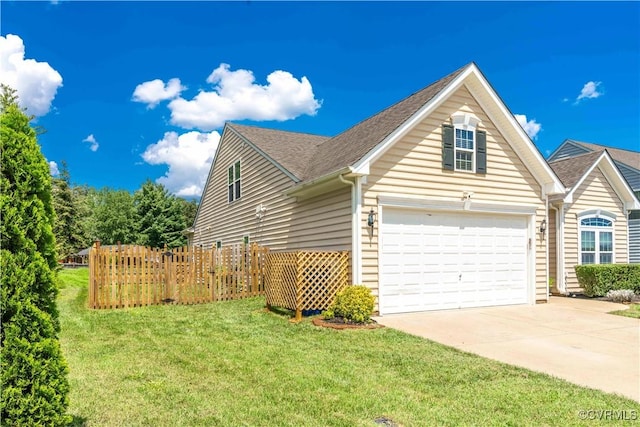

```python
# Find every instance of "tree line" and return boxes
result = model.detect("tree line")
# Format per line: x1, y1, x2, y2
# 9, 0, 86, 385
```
1, 84, 200, 424
52, 164, 198, 260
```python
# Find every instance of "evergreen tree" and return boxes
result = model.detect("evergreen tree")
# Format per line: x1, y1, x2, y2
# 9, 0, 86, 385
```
52, 161, 84, 259
92, 188, 138, 245
134, 180, 187, 248
0, 85, 71, 425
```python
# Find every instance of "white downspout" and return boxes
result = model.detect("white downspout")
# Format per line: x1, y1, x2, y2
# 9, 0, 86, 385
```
545, 195, 549, 303
339, 174, 362, 284
556, 204, 567, 294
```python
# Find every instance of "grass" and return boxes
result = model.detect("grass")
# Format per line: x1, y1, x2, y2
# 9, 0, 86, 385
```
610, 303, 640, 319
58, 269, 640, 426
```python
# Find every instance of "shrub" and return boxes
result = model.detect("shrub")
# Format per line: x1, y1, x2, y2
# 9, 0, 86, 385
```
323, 285, 375, 324
606, 289, 636, 303
575, 264, 640, 297
1, 86, 71, 426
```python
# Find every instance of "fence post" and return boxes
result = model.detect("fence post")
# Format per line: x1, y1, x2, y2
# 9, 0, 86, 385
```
88, 239, 100, 308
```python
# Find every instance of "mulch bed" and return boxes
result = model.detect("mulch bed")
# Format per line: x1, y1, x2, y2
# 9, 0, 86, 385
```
312, 317, 384, 330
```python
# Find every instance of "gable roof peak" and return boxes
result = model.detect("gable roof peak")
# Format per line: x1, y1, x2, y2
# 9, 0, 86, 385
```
225, 122, 330, 181
302, 62, 473, 181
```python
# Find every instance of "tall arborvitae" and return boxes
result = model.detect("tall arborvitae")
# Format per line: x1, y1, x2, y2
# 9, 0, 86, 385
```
0, 84, 71, 425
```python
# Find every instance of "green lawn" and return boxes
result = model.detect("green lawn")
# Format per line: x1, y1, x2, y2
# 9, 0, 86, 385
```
610, 303, 640, 319
58, 269, 639, 426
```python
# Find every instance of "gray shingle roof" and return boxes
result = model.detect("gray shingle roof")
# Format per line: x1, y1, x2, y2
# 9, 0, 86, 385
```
227, 63, 470, 184
568, 140, 640, 171
302, 63, 469, 181
548, 150, 604, 189
227, 123, 330, 181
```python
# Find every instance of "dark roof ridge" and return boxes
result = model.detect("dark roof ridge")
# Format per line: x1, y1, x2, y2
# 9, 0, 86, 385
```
301, 62, 472, 181
314, 62, 472, 151
548, 149, 605, 164
227, 122, 331, 139
567, 138, 640, 155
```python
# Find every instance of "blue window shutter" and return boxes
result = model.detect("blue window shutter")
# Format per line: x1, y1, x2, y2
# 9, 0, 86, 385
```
442, 124, 454, 170
476, 130, 487, 174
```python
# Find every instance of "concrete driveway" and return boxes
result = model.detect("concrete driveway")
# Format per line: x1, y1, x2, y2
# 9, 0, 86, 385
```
374, 297, 640, 402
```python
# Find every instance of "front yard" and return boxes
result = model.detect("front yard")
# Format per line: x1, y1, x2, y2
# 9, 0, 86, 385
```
58, 269, 639, 426
611, 303, 640, 319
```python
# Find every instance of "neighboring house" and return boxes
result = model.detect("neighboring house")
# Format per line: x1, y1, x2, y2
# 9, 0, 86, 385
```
547, 151, 640, 294
548, 140, 640, 263
190, 62, 567, 315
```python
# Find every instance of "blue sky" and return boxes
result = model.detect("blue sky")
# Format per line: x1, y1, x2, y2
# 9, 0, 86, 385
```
2, 1, 639, 198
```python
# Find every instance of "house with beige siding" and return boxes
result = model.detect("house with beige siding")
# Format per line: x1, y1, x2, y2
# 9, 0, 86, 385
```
548, 150, 640, 294
190, 62, 568, 314
549, 140, 640, 263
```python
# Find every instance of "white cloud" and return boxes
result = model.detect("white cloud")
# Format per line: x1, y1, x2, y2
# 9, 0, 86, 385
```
0, 34, 63, 116
514, 114, 542, 139
48, 160, 59, 176
166, 63, 321, 130
132, 78, 185, 108
142, 130, 220, 197
83, 134, 99, 152
575, 81, 603, 104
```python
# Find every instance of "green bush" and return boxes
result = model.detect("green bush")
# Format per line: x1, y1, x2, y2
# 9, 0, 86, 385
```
575, 264, 640, 297
1, 87, 71, 426
323, 285, 375, 324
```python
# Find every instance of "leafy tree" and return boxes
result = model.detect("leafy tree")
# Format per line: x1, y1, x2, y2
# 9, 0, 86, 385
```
92, 188, 138, 245
179, 197, 198, 229
52, 161, 85, 259
0, 85, 71, 425
134, 180, 187, 248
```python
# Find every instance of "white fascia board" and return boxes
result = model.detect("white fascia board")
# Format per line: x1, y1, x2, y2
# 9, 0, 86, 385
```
563, 153, 604, 203
466, 69, 565, 195
351, 65, 476, 174
285, 166, 352, 197
599, 154, 640, 209
377, 194, 539, 215
565, 151, 640, 209
544, 182, 567, 198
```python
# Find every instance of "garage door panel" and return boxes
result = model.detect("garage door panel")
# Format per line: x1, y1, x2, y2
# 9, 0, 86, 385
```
380, 208, 528, 314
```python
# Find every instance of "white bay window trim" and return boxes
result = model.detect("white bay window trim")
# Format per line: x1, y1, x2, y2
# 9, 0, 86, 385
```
577, 211, 615, 265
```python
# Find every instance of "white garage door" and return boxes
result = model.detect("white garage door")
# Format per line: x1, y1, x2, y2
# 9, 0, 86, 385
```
380, 208, 528, 314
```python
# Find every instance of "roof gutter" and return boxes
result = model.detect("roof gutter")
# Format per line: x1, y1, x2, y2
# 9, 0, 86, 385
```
285, 166, 353, 197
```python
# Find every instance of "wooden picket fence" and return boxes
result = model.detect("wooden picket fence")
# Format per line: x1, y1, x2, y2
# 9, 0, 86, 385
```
88, 242, 268, 309
264, 250, 350, 321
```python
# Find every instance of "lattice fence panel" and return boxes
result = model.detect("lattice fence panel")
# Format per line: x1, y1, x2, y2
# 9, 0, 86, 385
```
264, 252, 298, 311
264, 250, 350, 319
298, 251, 349, 311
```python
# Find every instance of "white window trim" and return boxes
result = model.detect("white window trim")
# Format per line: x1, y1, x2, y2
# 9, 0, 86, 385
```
227, 160, 241, 203
452, 113, 480, 173
578, 214, 615, 265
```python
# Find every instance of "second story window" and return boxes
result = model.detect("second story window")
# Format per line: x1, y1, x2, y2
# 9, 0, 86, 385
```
455, 128, 474, 171
228, 160, 241, 203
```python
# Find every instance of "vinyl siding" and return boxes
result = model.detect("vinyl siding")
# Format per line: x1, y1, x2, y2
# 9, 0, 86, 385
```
630, 218, 640, 263
193, 129, 351, 253
615, 162, 640, 191
548, 142, 590, 162
562, 167, 629, 293
548, 208, 557, 292
361, 85, 547, 307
